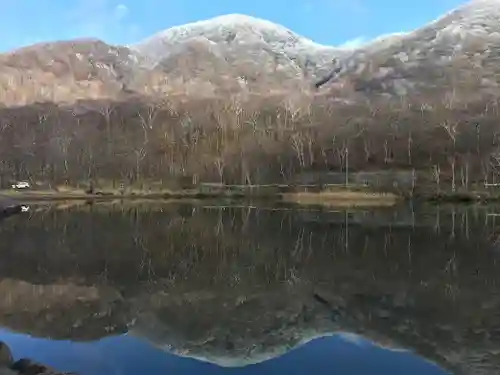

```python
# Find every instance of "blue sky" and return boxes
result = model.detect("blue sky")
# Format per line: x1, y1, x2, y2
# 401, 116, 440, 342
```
1, 0, 469, 51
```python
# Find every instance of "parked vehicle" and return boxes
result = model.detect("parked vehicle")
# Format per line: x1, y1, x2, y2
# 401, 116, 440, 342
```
11, 181, 30, 189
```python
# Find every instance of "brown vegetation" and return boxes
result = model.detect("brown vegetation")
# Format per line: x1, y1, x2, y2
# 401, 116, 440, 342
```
0, 40, 145, 106
0, 38, 312, 107
281, 190, 398, 207
1, 91, 500, 196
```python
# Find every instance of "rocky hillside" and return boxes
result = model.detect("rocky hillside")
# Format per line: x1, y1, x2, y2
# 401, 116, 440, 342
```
0, 14, 345, 106
0, 39, 147, 106
0, 0, 499, 106
317, 0, 500, 100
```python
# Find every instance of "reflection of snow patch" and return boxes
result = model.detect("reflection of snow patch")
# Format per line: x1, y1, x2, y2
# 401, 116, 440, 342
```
338, 332, 367, 346
128, 328, 340, 367
129, 328, 416, 367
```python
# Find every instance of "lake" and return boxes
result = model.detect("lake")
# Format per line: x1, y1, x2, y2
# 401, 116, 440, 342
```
0, 200, 498, 375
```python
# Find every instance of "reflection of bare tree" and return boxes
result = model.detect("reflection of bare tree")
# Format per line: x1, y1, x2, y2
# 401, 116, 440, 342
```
0, 204, 497, 374
486, 213, 500, 249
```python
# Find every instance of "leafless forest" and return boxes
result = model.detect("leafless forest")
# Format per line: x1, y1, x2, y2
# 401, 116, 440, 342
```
1, 93, 500, 192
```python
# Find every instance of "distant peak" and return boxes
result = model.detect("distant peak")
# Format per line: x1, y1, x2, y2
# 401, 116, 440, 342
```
152, 13, 303, 38
132, 12, 336, 54
202, 13, 271, 23
436, 0, 500, 21
162, 13, 289, 28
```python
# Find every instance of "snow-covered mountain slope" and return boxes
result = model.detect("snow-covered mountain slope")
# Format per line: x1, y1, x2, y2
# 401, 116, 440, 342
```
133, 14, 337, 59
317, 0, 500, 99
131, 14, 349, 85
1, 0, 500, 105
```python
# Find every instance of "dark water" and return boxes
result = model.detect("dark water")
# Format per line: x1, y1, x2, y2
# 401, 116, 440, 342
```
0, 201, 499, 374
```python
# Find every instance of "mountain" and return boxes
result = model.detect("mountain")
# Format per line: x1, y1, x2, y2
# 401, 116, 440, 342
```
317, 0, 500, 100
0, 14, 349, 106
131, 14, 346, 90
133, 14, 339, 63
0, 39, 148, 106
0, 0, 499, 106
3, 1, 500, 190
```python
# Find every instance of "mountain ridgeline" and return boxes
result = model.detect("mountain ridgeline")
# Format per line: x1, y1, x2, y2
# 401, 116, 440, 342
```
1, 0, 500, 191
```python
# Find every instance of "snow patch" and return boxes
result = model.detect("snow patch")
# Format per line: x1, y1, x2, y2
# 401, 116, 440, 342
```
130, 13, 346, 68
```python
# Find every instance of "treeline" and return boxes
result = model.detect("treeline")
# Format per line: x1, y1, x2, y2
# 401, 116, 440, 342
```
0, 94, 500, 191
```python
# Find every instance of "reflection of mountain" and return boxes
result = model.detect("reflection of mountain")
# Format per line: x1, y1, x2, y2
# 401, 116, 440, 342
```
0, 331, 445, 375
0, 279, 130, 341
0, 203, 498, 374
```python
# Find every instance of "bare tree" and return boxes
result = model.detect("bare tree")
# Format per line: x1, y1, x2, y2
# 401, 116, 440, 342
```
440, 120, 458, 192
214, 157, 225, 184
134, 147, 147, 182
291, 132, 305, 169
98, 102, 115, 155
137, 101, 161, 145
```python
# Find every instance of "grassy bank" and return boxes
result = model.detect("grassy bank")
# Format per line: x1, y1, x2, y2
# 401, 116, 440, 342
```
0, 183, 401, 208
281, 190, 398, 207
5, 183, 500, 207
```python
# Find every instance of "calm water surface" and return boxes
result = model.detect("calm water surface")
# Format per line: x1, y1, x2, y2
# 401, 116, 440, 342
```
0, 201, 498, 374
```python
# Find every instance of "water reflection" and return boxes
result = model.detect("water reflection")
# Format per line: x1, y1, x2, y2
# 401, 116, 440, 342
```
0, 201, 498, 374
0, 330, 447, 375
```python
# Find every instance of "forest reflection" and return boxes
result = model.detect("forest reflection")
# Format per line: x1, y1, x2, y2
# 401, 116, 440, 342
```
0, 201, 497, 375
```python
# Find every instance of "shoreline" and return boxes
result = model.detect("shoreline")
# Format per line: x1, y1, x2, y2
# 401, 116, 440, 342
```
0, 187, 399, 208
3, 187, 500, 207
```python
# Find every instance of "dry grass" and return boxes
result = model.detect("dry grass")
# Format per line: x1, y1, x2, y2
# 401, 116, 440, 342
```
0, 189, 92, 200
281, 190, 398, 207
55, 185, 88, 194
0, 187, 237, 201
1, 184, 400, 207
